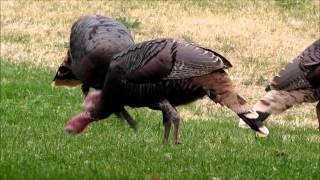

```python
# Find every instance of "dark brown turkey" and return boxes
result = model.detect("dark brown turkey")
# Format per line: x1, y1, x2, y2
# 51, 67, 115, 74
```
52, 15, 137, 129
65, 38, 268, 144
242, 39, 320, 132
52, 14, 134, 96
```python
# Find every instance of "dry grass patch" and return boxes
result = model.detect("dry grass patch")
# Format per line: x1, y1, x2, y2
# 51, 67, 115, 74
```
1, 0, 319, 127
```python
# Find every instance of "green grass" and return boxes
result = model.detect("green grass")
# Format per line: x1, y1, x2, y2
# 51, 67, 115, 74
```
179, 34, 193, 43
1, 60, 319, 180
215, 35, 236, 53
1, 33, 31, 44
115, 16, 141, 30
274, 0, 319, 22
1, 1, 319, 179
275, 0, 313, 9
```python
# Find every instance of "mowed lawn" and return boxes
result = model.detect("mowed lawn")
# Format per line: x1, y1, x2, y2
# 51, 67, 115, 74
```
1, 0, 320, 179
1, 60, 319, 179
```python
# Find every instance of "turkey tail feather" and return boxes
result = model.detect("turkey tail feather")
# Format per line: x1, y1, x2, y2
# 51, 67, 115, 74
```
52, 50, 81, 88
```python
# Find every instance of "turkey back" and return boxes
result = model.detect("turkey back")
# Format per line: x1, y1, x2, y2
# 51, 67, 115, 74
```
52, 15, 134, 90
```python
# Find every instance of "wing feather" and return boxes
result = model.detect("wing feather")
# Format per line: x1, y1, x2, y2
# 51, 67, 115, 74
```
112, 39, 232, 83
164, 41, 232, 79
268, 39, 320, 91
301, 39, 320, 67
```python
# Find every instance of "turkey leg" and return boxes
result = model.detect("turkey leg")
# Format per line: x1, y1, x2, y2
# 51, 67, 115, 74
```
115, 108, 138, 130
317, 102, 320, 129
158, 99, 180, 144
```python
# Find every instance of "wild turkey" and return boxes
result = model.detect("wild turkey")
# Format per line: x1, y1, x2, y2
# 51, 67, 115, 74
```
64, 38, 268, 144
52, 14, 134, 96
52, 15, 137, 129
240, 39, 320, 132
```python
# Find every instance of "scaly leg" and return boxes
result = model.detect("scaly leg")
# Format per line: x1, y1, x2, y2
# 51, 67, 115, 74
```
115, 108, 138, 130
317, 102, 320, 130
163, 117, 172, 144
157, 99, 180, 144
172, 111, 180, 144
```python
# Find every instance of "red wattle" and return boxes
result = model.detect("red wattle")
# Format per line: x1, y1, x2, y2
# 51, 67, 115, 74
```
65, 112, 92, 134
83, 91, 102, 112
